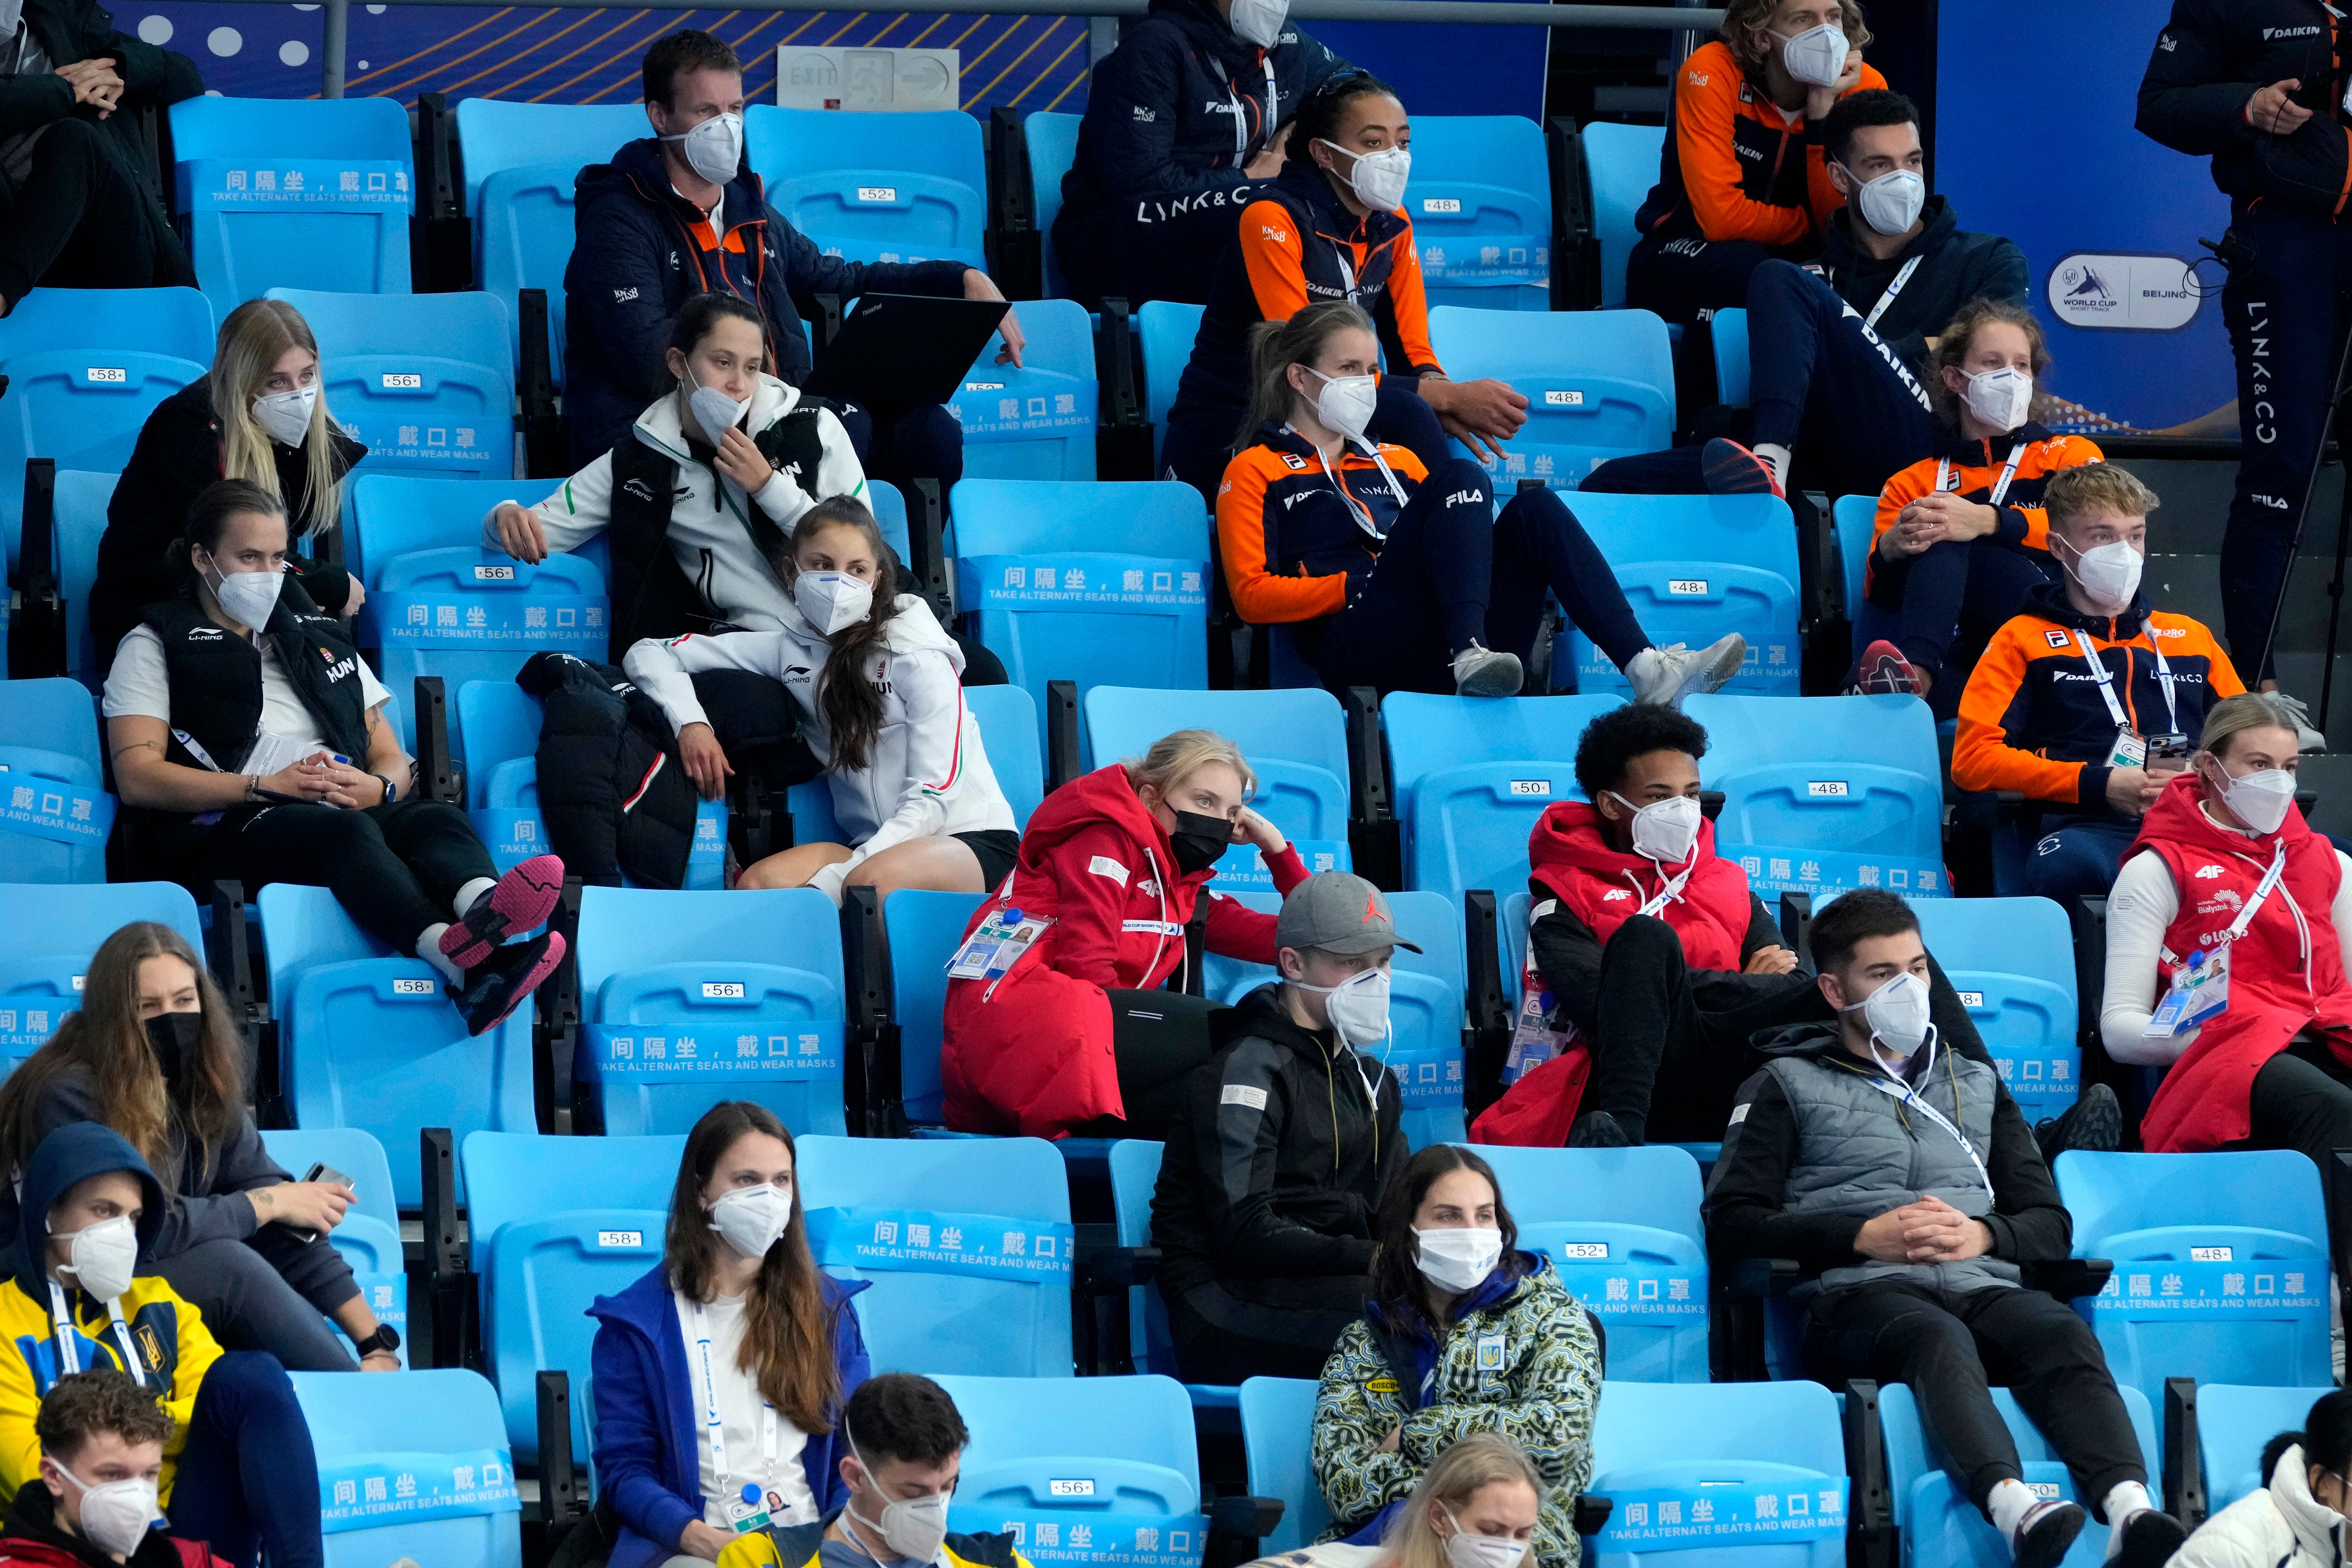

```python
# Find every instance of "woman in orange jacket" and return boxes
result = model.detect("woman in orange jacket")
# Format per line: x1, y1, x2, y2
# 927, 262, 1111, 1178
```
1627, 0, 1884, 325
1853, 299, 2104, 712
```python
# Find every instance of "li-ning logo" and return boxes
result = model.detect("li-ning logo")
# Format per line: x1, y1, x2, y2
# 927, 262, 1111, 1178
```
622, 478, 657, 501
187, 625, 224, 641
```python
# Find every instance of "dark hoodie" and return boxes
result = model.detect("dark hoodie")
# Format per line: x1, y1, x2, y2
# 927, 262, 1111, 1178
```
0, 1481, 218, 1568
13, 1125, 167, 1312
560, 136, 969, 466
1151, 982, 1403, 1305
1817, 196, 2029, 375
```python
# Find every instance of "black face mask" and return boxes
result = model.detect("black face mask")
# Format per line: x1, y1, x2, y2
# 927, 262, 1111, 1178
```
145, 1011, 203, 1087
1166, 809, 1232, 876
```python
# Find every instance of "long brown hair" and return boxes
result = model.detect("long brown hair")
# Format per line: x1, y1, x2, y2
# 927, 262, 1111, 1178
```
1241, 298, 1378, 450
780, 495, 903, 777
665, 1102, 842, 1432
209, 298, 343, 538
1368, 1144, 1521, 1328
0, 923, 245, 1186
1719, 0, 1871, 75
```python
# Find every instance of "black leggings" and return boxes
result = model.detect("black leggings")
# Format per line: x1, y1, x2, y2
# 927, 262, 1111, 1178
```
195, 798, 498, 956
2245, 1033, 2352, 1283
1073, 989, 1224, 1142
1306, 459, 1651, 695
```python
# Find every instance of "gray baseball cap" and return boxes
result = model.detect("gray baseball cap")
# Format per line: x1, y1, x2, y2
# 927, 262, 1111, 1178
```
1274, 871, 1423, 956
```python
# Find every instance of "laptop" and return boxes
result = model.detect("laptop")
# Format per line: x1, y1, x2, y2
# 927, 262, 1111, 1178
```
800, 293, 1012, 425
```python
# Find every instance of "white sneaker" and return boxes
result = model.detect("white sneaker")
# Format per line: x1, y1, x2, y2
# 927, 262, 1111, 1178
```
1452, 642, 1524, 697
2269, 690, 2328, 753
1626, 633, 1748, 707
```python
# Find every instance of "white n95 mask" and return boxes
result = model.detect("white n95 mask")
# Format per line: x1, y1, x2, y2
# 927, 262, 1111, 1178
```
1414, 1226, 1503, 1294
1841, 970, 1932, 1059
251, 385, 317, 448
795, 570, 875, 636
1305, 368, 1377, 442
1610, 791, 1702, 866
2217, 763, 2298, 835
1962, 367, 2033, 433
1775, 21, 1849, 87
53, 1214, 139, 1303
1442, 1512, 1526, 1568
2060, 539, 2143, 615
688, 371, 750, 447
707, 1183, 792, 1260
844, 1420, 953, 1564
1849, 167, 1925, 237
1322, 141, 1411, 212
48, 1461, 158, 1559
200, 554, 285, 631
662, 111, 742, 186
1291, 965, 1392, 1051
1228, 0, 1287, 49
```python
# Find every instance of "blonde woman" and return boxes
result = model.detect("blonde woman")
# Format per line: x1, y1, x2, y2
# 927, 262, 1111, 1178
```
1240, 1434, 1543, 1568
940, 729, 1304, 1138
95, 298, 365, 664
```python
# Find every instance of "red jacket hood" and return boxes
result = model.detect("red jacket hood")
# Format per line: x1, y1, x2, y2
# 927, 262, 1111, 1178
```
1526, 798, 1727, 887
1014, 763, 1198, 884
2131, 769, 2311, 861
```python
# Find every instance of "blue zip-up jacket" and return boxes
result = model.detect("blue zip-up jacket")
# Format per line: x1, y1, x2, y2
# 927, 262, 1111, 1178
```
587, 1263, 870, 1568
562, 135, 968, 465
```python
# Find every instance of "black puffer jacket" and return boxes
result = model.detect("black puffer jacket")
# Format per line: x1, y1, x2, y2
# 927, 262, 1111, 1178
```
517, 652, 699, 889
1151, 982, 1403, 1306
2138, 0, 2352, 212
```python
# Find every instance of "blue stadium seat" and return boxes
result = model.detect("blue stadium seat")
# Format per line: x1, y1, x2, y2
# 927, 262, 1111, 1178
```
172, 97, 415, 311
1023, 112, 1083, 300
867, 478, 914, 566
1137, 301, 1204, 471
1911, 896, 2080, 1123
1198, 889, 1466, 1148
1579, 123, 1666, 312
955, 298, 1098, 481
461, 1130, 684, 1459
951, 479, 1211, 757
259, 884, 535, 1208
968, 684, 1043, 830
1404, 116, 1550, 312
1237, 1377, 1326, 1553
1555, 493, 1798, 695
1473, 1145, 1708, 1383
290, 1366, 522, 1568
348, 473, 561, 590
1428, 306, 1674, 488
54, 469, 114, 687
1684, 693, 1949, 903
260, 1127, 409, 1365
0, 291, 209, 560
267, 288, 515, 479
1833, 494, 1875, 633
882, 889, 987, 1128
1082, 684, 1349, 846
361, 548, 604, 751
0, 678, 110, 884
454, 99, 648, 214
1711, 308, 1750, 407
796, 1134, 1073, 1377
0, 881, 201, 1070
575, 886, 849, 1138
2196, 1385, 2333, 1512
1882, 1382, 2157, 1568
1108, 1140, 1239, 1416
1380, 692, 1623, 904
2056, 1150, 2334, 1414
1587, 1379, 1846, 1568
745, 105, 988, 268
936, 1372, 1209, 1559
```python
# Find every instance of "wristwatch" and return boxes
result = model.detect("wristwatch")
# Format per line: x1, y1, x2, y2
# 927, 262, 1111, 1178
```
352, 1323, 401, 1358
377, 773, 399, 804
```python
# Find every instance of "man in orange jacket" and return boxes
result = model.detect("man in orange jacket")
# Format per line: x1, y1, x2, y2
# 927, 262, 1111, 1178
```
1954, 465, 2245, 901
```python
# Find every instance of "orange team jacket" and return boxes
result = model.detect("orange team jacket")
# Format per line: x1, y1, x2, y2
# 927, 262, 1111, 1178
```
1634, 39, 1890, 250
1865, 428, 2105, 601
1953, 582, 2245, 809
1216, 431, 1431, 624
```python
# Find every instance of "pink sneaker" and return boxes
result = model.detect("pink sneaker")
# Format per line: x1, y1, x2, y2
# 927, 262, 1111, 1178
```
438, 854, 564, 970
1855, 640, 1924, 697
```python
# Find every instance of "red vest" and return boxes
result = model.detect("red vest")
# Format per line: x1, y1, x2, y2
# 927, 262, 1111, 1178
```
1526, 800, 1752, 972
2134, 773, 2352, 1151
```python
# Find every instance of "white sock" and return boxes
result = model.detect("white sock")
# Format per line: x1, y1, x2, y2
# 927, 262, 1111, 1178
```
2102, 1481, 2152, 1560
453, 877, 498, 920
1754, 441, 1792, 489
416, 925, 464, 984
1987, 1479, 2037, 1544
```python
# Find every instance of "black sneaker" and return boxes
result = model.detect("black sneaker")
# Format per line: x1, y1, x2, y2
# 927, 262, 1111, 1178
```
2012, 1499, 2085, 1568
1568, 1111, 1635, 1149
450, 931, 566, 1037
2115, 1508, 2188, 1568
2034, 1083, 2123, 1165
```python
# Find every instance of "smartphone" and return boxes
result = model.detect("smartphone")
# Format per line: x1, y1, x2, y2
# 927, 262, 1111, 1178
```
294, 1162, 354, 1244
2148, 737, 2192, 773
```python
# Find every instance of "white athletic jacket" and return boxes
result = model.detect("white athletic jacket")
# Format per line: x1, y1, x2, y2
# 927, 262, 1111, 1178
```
2173, 1445, 2346, 1568
623, 594, 1014, 903
483, 373, 866, 632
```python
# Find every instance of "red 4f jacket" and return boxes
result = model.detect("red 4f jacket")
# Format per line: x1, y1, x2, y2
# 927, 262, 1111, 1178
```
940, 764, 1308, 1136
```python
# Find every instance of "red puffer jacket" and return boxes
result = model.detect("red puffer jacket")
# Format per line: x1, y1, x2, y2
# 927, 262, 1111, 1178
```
1526, 799, 1753, 973
940, 764, 1308, 1136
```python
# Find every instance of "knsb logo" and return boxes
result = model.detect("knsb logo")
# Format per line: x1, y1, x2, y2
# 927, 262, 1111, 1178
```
2047, 252, 2200, 332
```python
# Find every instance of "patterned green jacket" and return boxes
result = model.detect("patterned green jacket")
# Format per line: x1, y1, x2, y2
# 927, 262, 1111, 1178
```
1310, 1256, 1601, 1568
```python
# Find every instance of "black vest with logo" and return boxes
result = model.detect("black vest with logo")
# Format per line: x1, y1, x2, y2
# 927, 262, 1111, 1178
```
603, 406, 838, 650
141, 597, 372, 777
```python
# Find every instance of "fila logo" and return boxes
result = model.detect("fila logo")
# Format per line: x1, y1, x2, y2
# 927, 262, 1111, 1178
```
2254, 493, 2291, 511
2045, 630, 2069, 649
1279, 453, 1308, 470
1602, 889, 1632, 901
2195, 864, 2225, 879
1443, 490, 1481, 506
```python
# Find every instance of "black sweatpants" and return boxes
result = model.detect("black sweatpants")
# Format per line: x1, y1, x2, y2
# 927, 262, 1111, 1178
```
834, 401, 964, 515
196, 798, 498, 957
1072, 989, 1225, 1142
1859, 538, 2057, 717
1307, 459, 1652, 695
2243, 1031, 2352, 1285
1162, 378, 1450, 508
1804, 1282, 2146, 1517
1587, 915, 1996, 1143
2218, 198, 2352, 682
1625, 230, 1775, 327
0, 117, 198, 305
1167, 1273, 1365, 1384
